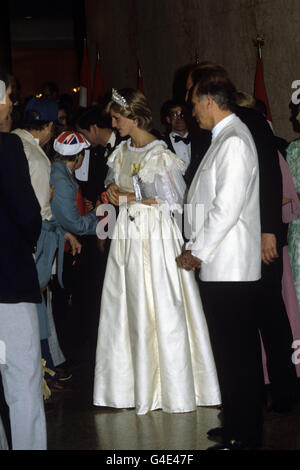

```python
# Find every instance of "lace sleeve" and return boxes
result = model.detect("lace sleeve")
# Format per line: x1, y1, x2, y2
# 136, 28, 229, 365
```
154, 167, 186, 208
137, 146, 186, 209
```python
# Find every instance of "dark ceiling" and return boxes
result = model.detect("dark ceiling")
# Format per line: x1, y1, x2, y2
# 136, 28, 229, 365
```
8, 0, 86, 51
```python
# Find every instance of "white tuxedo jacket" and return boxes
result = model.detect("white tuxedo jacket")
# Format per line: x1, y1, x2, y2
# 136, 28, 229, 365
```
186, 114, 261, 282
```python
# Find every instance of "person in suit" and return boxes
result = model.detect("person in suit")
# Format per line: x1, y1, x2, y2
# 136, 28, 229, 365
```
177, 69, 264, 450
0, 69, 47, 449
12, 97, 78, 387
254, 98, 288, 158
236, 92, 300, 384
12, 97, 58, 222
75, 106, 120, 206
74, 107, 122, 358
186, 63, 299, 415
161, 99, 211, 188
161, 100, 191, 172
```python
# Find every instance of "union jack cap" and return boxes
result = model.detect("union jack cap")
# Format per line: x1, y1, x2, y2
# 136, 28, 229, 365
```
53, 131, 90, 156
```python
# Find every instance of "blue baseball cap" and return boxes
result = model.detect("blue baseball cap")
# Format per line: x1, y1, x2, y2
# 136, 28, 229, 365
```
24, 97, 58, 122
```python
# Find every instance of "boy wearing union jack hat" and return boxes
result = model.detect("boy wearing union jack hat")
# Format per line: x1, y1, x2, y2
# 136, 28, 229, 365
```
50, 131, 100, 359
53, 130, 90, 158
50, 130, 98, 236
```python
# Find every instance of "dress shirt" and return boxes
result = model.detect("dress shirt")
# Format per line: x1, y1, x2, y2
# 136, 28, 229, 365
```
211, 113, 236, 142
75, 149, 90, 182
170, 132, 191, 173
104, 132, 117, 157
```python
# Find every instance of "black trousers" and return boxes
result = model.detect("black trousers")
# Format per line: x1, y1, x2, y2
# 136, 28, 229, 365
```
255, 253, 298, 402
199, 280, 264, 445
51, 235, 106, 363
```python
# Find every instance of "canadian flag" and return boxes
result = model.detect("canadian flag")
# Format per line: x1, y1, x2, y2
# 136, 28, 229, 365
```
79, 39, 91, 107
92, 51, 104, 105
254, 56, 272, 122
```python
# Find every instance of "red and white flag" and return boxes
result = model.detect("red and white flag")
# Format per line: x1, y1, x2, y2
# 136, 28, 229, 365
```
79, 39, 91, 107
92, 51, 104, 105
254, 56, 272, 122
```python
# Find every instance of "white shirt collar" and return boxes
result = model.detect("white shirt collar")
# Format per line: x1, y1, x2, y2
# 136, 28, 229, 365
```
107, 131, 116, 147
211, 113, 236, 142
170, 131, 189, 139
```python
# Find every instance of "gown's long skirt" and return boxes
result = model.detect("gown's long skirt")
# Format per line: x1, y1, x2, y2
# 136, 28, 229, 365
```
93, 203, 221, 414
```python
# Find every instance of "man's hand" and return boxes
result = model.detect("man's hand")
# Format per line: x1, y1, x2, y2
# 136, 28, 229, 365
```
176, 250, 202, 271
64, 232, 82, 256
261, 233, 279, 265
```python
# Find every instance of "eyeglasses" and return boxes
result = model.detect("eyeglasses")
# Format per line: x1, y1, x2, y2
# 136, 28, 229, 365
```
169, 111, 185, 119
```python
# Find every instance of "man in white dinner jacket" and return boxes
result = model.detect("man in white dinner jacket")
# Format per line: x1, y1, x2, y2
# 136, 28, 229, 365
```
177, 69, 264, 450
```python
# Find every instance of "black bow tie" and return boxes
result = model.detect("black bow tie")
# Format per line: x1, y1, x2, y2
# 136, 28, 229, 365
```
173, 135, 190, 144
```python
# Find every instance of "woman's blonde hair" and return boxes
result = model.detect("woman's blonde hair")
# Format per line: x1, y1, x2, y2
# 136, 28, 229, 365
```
235, 91, 256, 109
106, 88, 153, 131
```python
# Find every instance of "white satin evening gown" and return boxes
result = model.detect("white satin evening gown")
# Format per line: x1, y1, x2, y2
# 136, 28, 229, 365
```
93, 139, 220, 414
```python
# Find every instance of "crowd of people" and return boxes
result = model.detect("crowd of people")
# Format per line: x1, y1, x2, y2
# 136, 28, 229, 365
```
1, 61, 300, 451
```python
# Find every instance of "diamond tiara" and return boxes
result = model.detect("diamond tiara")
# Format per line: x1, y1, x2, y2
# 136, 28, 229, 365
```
111, 88, 129, 109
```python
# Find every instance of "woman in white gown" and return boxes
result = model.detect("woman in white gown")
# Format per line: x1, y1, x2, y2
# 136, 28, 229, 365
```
93, 88, 220, 414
